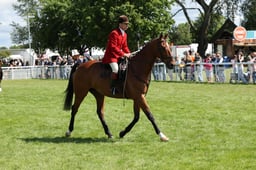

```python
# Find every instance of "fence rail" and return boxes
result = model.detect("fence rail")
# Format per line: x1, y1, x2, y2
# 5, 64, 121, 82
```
1, 62, 256, 84
153, 62, 256, 84
2, 65, 72, 80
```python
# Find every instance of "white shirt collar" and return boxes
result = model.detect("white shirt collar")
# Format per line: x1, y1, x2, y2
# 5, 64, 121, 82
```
119, 28, 125, 36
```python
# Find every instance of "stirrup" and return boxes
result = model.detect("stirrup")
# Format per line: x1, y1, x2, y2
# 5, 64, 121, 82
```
111, 87, 116, 95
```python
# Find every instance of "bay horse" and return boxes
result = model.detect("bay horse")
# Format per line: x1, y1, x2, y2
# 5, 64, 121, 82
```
64, 34, 174, 141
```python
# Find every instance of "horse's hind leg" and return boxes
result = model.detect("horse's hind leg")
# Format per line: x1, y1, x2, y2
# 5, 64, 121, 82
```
65, 105, 78, 137
66, 91, 88, 137
129, 96, 169, 141
142, 99, 169, 141
119, 101, 140, 138
90, 89, 113, 138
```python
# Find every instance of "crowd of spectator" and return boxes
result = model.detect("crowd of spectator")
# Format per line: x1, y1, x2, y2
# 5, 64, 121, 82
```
152, 49, 256, 84
2, 48, 256, 84
33, 49, 95, 79
0, 49, 95, 79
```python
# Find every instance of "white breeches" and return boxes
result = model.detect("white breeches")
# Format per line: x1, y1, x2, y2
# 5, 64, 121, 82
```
109, 62, 119, 73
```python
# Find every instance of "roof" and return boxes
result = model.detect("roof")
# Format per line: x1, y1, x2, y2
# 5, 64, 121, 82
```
210, 18, 237, 43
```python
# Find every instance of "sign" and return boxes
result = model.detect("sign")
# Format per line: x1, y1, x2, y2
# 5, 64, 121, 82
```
246, 30, 256, 39
233, 26, 247, 41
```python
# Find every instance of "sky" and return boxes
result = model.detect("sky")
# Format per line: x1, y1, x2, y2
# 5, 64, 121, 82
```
0, 0, 242, 48
0, 0, 25, 48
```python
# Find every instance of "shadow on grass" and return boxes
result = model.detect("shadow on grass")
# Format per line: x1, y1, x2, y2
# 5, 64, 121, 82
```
20, 136, 116, 144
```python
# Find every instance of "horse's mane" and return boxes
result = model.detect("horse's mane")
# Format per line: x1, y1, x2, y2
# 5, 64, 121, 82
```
131, 37, 159, 63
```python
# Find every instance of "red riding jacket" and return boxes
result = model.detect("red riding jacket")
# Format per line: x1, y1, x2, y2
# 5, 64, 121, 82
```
102, 28, 130, 63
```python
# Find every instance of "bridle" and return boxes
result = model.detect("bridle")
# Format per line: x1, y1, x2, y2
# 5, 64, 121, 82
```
158, 38, 172, 65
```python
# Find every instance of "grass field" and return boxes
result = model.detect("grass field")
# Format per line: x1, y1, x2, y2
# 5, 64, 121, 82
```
0, 79, 255, 170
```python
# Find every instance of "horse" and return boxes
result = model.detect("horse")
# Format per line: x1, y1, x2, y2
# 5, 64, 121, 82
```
63, 34, 174, 141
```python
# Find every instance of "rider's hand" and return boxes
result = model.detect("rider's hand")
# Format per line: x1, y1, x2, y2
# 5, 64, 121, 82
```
123, 53, 131, 58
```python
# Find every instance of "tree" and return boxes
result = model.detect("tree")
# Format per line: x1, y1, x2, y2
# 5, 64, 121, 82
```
11, 0, 41, 50
0, 50, 11, 58
241, 0, 256, 29
169, 23, 192, 45
174, 0, 240, 57
13, 0, 39, 16
10, 22, 28, 45
13, 0, 175, 54
192, 13, 225, 43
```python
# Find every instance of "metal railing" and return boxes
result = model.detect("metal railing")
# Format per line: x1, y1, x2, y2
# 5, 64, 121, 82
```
1, 62, 256, 84
2, 65, 72, 80
152, 62, 256, 84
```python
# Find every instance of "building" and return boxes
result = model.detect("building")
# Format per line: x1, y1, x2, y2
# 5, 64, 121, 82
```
211, 18, 256, 57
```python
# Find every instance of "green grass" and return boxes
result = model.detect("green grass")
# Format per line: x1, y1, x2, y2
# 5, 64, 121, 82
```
0, 79, 255, 170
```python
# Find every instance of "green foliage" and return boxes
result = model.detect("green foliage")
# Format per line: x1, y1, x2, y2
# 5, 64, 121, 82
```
174, 0, 240, 56
13, 0, 39, 17
32, 0, 73, 51
241, 0, 256, 29
169, 23, 192, 45
169, 12, 225, 47
0, 47, 8, 50
192, 13, 225, 41
215, 0, 241, 20
9, 44, 29, 49
0, 80, 256, 169
11, 0, 41, 48
10, 22, 28, 45
13, 0, 174, 53
0, 50, 11, 58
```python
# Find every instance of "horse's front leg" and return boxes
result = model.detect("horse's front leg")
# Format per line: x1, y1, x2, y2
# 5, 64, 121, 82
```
119, 101, 140, 138
96, 103, 113, 138
138, 95, 169, 141
91, 90, 113, 138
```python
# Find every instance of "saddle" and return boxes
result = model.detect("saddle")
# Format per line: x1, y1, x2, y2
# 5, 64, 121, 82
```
102, 58, 128, 81
117, 58, 128, 81
102, 58, 128, 95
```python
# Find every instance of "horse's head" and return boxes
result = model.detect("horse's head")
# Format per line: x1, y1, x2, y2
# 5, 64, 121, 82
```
157, 34, 174, 69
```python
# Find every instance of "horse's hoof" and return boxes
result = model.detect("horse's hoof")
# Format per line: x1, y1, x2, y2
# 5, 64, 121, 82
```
108, 135, 113, 139
65, 130, 71, 137
119, 131, 125, 138
160, 136, 169, 142
159, 132, 169, 142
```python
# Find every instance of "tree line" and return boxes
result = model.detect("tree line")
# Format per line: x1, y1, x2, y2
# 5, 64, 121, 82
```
6, 0, 256, 58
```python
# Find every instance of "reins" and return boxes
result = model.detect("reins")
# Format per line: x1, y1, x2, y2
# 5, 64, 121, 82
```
122, 50, 140, 106
121, 38, 169, 105
130, 50, 140, 58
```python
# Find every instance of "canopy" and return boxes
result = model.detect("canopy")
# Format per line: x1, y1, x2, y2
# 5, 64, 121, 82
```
8, 55, 23, 60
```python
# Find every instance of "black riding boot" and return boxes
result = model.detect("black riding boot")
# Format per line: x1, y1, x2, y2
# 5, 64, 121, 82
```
110, 72, 118, 95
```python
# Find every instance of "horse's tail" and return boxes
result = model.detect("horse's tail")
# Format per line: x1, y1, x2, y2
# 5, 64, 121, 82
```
63, 63, 79, 110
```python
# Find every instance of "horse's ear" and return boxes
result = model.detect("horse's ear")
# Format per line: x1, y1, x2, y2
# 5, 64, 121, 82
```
159, 33, 163, 39
164, 34, 168, 39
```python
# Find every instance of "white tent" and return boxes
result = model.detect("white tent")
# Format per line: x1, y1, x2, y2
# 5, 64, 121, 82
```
8, 54, 23, 60
45, 49, 60, 60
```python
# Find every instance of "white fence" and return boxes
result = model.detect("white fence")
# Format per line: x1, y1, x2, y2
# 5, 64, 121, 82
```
152, 62, 255, 84
2, 65, 72, 80
1, 63, 256, 84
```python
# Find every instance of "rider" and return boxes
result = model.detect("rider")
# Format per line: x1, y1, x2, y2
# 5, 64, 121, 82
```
102, 15, 131, 94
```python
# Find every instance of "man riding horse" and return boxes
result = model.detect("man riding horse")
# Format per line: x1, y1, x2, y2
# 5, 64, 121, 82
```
102, 15, 131, 95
